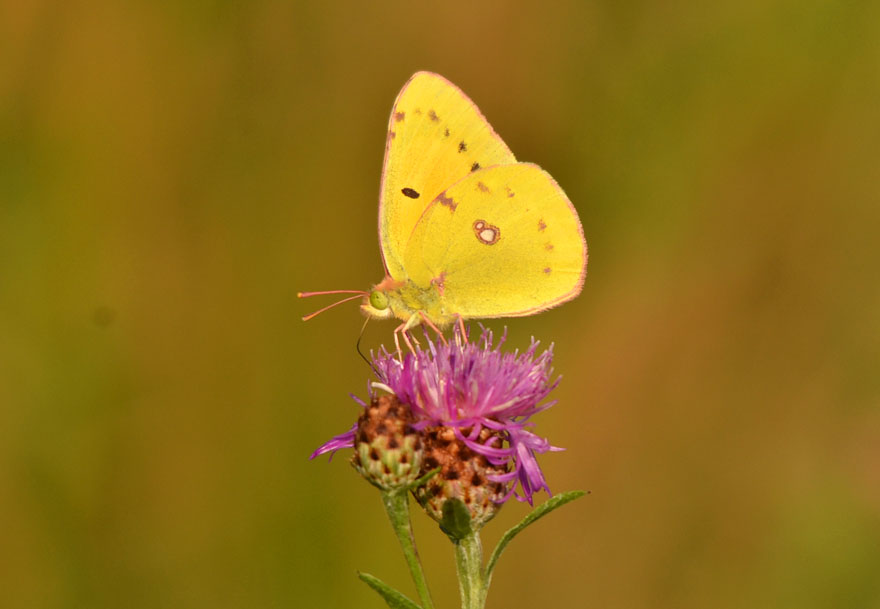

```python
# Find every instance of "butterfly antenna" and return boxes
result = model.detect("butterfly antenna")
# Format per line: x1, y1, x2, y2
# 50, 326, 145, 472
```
298, 290, 367, 321
298, 290, 367, 297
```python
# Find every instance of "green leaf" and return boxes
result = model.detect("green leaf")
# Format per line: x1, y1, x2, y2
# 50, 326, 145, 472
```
439, 498, 472, 542
486, 490, 587, 577
358, 572, 422, 609
407, 467, 440, 491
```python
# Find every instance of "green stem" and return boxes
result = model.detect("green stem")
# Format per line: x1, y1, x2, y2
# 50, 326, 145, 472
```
381, 490, 435, 609
454, 531, 488, 609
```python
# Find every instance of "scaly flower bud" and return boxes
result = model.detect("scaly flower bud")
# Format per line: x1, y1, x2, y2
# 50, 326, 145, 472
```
350, 394, 423, 491
412, 425, 509, 530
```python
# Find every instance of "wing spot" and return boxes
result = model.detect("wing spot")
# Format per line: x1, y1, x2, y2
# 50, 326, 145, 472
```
471, 162, 481, 172
444, 127, 450, 137
437, 192, 457, 212
477, 181, 489, 193
545, 243, 554, 251
506, 186, 515, 198
473, 220, 500, 245
543, 267, 552, 274
538, 219, 547, 232
458, 141, 467, 153
402, 187, 420, 199
428, 109, 439, 122
394, 111, 405, 122
389, 131, 396, 139
414, 108, 422, 115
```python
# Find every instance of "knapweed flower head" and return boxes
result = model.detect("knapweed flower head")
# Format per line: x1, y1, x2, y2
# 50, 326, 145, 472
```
352, 393, 424, 491
312, 325, 563, 521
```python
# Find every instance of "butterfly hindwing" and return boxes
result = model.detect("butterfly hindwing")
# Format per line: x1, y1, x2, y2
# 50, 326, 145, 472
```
379, 72, 516, 280
403, 163, 586, 319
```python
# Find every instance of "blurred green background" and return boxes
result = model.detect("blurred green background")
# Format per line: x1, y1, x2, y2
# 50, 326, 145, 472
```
2, 1, 879, 608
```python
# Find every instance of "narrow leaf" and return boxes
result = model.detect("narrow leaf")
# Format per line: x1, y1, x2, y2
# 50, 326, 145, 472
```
407, 467, 441, 491
358, 572, 422, 609
486, 490, 587, 577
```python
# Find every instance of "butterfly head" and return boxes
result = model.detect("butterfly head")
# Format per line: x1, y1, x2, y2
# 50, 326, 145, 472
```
361, 289, 391, 318
360, 277, 403, 321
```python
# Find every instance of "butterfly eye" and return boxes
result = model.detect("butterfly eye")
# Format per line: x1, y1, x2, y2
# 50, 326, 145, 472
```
369, 290, 389, 310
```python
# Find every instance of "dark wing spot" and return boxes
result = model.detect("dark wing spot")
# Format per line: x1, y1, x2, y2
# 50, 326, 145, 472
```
444, 127, 450, 137
506, 186, 515, 198
401, 187, 420, 199
477, 181, 489, 192
538, 219, 547, 232
394, 111, 405, 122
437, 192, 457, 211
458, 141, 467, 153
428, 109, 439, 122
471, 162, 481, 172
545, 243, 554, 251
543, 267, 552, 274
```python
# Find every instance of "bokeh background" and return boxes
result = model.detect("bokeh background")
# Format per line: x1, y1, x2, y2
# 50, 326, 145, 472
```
2, 1, 879, 608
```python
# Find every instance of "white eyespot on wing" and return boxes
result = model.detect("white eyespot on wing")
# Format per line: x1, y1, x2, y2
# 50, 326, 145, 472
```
473, 220, 500, 245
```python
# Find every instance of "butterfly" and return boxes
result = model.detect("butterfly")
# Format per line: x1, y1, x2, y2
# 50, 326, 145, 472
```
300, 72, 587, 346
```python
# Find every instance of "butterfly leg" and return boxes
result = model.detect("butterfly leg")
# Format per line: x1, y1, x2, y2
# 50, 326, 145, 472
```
392, 323, 414, 360
393, 314, 423, 359
402, 313, 425, 348
392, 324, 404, 359
394, 323, 418, 356
456, 315, 468, 344
418, 311, 447, 345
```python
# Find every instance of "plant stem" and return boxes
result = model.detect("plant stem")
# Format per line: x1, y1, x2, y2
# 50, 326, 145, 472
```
382, 489, 435, 609
454, 531, 488, 609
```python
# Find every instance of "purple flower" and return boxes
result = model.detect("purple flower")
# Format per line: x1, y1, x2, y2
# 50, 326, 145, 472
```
312, 326, 564, 505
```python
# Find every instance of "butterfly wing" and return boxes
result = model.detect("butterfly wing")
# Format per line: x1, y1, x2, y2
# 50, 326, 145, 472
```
403, 163, 586, 319
379, 72, 517, 280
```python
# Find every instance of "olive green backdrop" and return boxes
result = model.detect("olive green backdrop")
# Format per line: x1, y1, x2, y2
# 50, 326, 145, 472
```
1, 1, 878, 608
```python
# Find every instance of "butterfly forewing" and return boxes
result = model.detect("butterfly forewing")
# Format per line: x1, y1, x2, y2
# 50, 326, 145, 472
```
379, 72, 516, 280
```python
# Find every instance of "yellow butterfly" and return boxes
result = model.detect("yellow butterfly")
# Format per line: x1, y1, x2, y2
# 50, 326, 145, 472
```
301, 72, 587, 344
